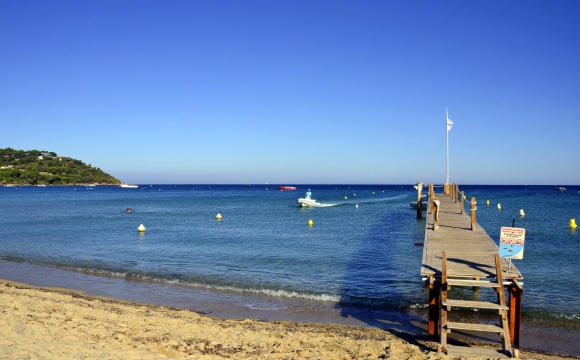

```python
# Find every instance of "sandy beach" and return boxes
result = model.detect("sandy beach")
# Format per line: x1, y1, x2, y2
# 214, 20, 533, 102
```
1, 280, 576, 360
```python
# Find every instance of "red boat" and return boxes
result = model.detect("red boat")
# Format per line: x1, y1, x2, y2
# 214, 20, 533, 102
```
278, 186, 297, 191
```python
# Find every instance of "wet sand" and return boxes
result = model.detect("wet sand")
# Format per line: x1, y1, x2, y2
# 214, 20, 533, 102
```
0, 261, 579, 359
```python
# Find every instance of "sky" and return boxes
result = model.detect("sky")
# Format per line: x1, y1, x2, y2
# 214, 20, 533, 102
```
1, 1, 579, 185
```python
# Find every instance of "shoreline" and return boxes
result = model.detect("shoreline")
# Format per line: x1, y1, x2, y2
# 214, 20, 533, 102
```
0, 279, 403, 359
1, 279, 577, 360
1, 260, 579, 358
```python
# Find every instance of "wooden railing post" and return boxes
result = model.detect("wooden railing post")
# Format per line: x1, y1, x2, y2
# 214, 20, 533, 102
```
470, 197, 476, 230
454, 184, 459, 203
460, 191, 465, 214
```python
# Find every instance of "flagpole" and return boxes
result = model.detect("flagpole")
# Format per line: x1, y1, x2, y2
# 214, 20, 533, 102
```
446, 108, 449, 185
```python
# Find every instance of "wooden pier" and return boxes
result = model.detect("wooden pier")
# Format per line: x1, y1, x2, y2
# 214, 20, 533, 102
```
419, 184, 524, 357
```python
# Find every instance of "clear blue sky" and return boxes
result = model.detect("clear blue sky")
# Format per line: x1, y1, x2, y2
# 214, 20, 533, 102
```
1, 1, 579, 184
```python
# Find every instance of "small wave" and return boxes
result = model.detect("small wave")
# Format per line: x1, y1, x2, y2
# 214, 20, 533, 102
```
243, 303, 287, 311
29, 264, 414, 308
523, 309, 580, 325
409, 302, 429, 309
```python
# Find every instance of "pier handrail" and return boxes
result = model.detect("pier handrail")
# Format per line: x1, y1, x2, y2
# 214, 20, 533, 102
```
434, 183, 477, 231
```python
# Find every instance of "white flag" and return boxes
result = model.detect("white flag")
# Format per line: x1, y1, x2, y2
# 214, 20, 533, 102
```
447, 117, 453, 131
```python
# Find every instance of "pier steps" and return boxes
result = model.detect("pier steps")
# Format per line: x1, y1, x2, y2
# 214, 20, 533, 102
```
439, 251, 513, 357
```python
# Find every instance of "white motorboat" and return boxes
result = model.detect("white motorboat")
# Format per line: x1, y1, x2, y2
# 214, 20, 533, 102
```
298, 198, 336, 207
120, 184, 138, 188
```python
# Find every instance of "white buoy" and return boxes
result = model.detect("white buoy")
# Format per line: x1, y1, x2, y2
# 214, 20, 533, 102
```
216, 213, 222, 220
519, 209, 525, 217
497, 204, 501, 210
137, 224, 146, 232
356, 204, 358, 208
344, 196, 347, 199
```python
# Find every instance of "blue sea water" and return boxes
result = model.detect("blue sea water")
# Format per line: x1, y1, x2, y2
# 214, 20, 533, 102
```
0, 184, 579, 327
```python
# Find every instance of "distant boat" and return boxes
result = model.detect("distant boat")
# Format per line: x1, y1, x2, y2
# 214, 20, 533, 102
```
120, 184, 139, 188
554, 186, 566, 191
36, 184, 47, 187
279, 186, 297, 191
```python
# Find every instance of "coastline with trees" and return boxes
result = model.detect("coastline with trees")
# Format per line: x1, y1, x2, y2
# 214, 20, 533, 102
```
0, 148, 121, 186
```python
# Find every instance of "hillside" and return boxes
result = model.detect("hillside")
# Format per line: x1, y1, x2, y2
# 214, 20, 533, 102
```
0, 148, 121, 185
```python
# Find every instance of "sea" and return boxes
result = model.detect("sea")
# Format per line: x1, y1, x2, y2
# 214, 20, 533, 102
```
0, 184, 579, 354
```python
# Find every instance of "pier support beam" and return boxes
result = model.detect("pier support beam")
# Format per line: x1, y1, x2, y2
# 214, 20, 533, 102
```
508, 282, 523, 347
428, 277, 441, 338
